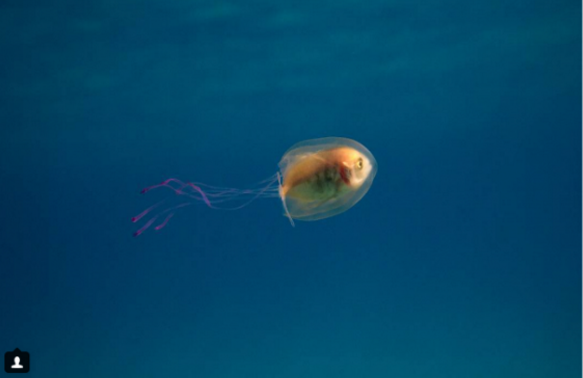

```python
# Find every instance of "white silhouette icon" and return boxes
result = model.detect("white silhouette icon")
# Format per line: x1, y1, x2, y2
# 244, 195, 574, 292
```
11, 356, 23, 369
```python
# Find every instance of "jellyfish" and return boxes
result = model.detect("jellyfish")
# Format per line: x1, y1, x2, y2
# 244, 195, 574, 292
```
132, 137, 377, 236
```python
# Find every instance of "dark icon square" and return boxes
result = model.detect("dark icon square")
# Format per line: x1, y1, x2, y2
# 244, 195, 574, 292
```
4, 348, 29, 373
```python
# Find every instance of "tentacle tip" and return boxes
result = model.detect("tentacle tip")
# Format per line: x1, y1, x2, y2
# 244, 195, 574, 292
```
131, 217, 137, 222
133, 231, 141, 237
140, 189, 148, 194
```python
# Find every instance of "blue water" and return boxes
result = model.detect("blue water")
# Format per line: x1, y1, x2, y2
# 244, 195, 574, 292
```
0, 0, 580, 377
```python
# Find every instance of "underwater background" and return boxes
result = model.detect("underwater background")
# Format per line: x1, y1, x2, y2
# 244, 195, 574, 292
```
0, 0, 581, 377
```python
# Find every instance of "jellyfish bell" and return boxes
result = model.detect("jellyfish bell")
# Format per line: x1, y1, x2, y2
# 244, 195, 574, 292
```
278, 137, 377, 224
132, 137, 377, 236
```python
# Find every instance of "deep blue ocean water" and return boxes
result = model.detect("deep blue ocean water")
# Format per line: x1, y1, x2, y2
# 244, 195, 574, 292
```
0, 0, 581, 377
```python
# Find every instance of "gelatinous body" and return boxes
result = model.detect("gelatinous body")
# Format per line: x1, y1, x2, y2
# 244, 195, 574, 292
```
278, 137, 377, 223
132, 137, 376, 235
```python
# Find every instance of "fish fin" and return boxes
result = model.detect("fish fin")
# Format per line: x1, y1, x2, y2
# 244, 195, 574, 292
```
277, 172, 295, 227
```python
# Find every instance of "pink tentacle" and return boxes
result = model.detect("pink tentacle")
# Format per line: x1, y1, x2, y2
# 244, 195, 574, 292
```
140, 178, 187, 195
155, 213, 174, 231
147, 202, 193, 233
133, 173, 280, 236
182, 183, 213, 208
141, 178, 215, 207
132, 199, 166, 223
133, 216, 158, 237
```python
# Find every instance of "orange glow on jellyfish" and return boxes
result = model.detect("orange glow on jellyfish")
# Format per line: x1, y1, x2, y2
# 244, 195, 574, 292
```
132, 137, 377, 236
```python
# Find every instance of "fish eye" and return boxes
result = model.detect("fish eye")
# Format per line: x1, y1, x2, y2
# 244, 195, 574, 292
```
356, 158, 363, 170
